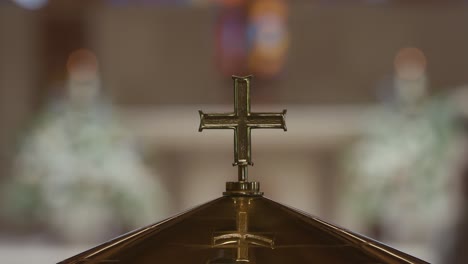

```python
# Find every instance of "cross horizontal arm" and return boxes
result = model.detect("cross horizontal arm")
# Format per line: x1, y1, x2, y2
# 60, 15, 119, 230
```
198, 111, 238, 131
247, 110, 287, 130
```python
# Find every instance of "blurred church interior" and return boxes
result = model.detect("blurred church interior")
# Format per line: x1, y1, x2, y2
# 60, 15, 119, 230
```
1, 0, 468, 263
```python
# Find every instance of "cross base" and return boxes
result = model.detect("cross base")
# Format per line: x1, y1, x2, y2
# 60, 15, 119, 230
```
223, 181, 263, 196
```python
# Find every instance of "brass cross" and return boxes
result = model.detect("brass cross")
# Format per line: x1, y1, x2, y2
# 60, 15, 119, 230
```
199, 75, 286, 182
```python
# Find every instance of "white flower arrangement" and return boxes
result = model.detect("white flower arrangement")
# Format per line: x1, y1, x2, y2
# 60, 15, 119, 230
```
3, 79, 169, 243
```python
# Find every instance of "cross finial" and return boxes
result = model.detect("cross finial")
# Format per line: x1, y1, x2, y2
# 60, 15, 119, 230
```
199, 75, 287, 195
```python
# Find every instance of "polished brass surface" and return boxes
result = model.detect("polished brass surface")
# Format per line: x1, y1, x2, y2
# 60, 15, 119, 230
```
59, 196, 428, 263
224, 182, 263, 196
199, 75, 286, 195
212, 198, 273, 262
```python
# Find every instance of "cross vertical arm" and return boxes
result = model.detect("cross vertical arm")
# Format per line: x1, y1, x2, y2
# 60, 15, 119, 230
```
233, 125, 252, 167
233, 75, 252, 117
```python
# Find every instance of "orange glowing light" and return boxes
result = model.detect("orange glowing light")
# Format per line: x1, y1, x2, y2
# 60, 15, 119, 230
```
215, 0, 246, 8
249, 0, 288, 19
66, 49, 99, 81
394, 47, 427, 81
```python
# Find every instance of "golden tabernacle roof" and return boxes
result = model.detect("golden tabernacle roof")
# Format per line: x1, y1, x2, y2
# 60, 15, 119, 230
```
59, 76, 428, 264
60, 196, 427, 263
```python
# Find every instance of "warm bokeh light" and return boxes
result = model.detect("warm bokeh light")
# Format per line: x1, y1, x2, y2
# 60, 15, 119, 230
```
394, 47, 427, 81
247, 0, 288, 78
215, 0, 246, 8
66, 48, 99, 81
249, 0, 288, 18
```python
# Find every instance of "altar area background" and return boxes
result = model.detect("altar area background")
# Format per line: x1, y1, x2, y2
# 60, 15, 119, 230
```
1, 1, 468, 263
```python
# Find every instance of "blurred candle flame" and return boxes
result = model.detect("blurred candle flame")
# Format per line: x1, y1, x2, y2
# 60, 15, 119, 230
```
394, 47, 427, 81
66, 48, 99, 82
